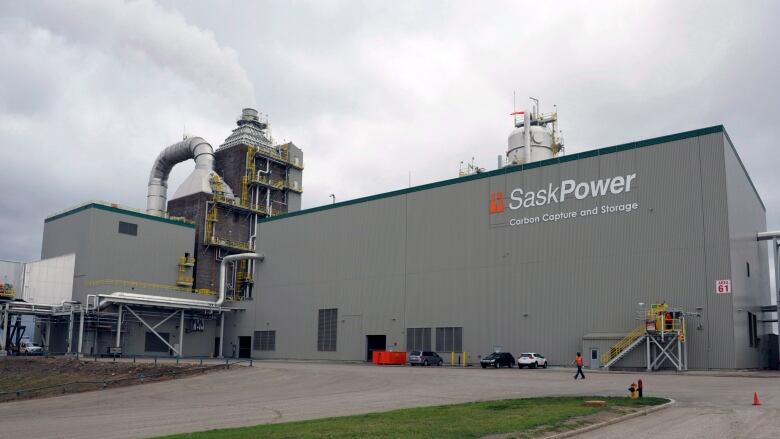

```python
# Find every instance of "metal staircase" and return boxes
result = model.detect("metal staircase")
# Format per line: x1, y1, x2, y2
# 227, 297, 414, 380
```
602, 324, 646, 369
601, 303, 692, 371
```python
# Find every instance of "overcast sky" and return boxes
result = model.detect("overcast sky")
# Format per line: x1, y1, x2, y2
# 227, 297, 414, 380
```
1, 1, 779, 275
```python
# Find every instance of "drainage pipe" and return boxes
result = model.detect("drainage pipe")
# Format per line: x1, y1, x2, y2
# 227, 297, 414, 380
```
147, 136, 215, 216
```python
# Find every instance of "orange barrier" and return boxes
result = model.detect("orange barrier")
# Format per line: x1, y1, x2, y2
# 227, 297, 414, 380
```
372, 351, 407, 365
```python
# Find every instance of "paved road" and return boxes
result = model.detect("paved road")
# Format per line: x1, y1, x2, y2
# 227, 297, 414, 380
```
0, 362, 777, 438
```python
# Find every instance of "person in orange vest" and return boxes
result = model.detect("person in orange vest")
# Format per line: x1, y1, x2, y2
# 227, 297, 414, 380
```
574, 352, 585, 379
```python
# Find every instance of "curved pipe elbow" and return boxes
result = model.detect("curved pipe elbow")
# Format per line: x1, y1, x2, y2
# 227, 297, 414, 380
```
146, 136, 215, 216
217, 253, 265, 307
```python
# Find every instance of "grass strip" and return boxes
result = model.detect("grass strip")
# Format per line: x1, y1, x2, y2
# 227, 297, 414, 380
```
158, 396, 667, 439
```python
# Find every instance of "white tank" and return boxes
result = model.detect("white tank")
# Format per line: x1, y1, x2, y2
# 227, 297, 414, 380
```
507, 125, 554, 165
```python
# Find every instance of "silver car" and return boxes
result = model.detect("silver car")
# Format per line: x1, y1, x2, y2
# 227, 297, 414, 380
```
408, 350, 444, 366
19, 340, 43, 355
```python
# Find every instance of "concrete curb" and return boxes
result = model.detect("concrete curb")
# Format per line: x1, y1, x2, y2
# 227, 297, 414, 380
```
542, 398, 675, 439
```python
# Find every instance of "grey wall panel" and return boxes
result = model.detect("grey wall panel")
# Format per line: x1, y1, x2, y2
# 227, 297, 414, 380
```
250, 129, 763, 369
248, 196, 407, 360
42, 206, 198, 304
697, 134, 735, 369
723, 135, 772, 369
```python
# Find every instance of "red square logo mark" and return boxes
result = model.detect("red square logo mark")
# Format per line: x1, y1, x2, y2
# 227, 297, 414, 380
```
489, 192, 504, 214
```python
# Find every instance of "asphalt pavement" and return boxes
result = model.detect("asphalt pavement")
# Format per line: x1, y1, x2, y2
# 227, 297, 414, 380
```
0, 361, 777, 438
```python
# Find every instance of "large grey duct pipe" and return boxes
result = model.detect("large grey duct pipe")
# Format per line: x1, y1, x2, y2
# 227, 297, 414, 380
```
147, 136, 215, 216
218, 253, 265, 307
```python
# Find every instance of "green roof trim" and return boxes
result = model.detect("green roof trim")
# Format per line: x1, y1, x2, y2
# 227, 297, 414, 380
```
259, 125, 755, 224
45, 203, 196, 228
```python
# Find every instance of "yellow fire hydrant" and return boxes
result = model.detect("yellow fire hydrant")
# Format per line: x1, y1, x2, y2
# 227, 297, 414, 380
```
628, 382, 639, 400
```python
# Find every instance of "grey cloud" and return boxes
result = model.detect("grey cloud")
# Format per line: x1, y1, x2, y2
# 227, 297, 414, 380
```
0, 0, 259, 260
1, 0, 779, 299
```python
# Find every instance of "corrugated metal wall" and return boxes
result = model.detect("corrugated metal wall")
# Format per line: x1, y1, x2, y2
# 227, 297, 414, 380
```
723, 134, 772, 369
42, 206, 196, 304
242, 130, 766, 369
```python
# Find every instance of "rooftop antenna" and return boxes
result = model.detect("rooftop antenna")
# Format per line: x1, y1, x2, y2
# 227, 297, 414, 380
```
529, 97, 539, 118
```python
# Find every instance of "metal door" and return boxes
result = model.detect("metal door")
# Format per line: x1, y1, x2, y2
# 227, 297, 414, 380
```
238, 336, 251, 359
589, 348, 600, 369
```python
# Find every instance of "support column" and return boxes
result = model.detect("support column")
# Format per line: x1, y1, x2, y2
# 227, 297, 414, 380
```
775, 240, 779, 365
66, 310, 74, 354
1, 305, 8, 353
77, 308, 85, 355
646, 335, 651, 371
94, 307, 100, 356
775, 240, 779, 321
676, 335, 682, 371
115, 304, 123, 348
45, 320, 52, 351
179, 310, 185, 358
218, 312, 225, 358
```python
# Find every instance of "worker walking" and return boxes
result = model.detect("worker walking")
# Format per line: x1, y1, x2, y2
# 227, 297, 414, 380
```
574, 352, 585, 379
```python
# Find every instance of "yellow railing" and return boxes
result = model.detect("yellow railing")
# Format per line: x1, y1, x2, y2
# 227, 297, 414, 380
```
602, 324, 646, 365
213, 194, 268, 215
251, 175, 303, 193
252, 143, 304, 169
207, 236, 252, 251
251, 175, 285, 190
0, 287, 15, 298
86, 279, 216, 296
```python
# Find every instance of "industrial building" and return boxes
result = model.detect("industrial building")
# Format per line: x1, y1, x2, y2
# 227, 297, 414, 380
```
243, 122, 777, 370
2, 106, 778, 369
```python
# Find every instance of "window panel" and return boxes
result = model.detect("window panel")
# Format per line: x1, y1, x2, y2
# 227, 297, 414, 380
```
253, 331, 276, 351
317, 308, 337, 352
435, 327, 463, 352
118, 221, 138, 236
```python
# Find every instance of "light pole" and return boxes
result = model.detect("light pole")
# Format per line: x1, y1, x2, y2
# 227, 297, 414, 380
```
329, 194, 336, 204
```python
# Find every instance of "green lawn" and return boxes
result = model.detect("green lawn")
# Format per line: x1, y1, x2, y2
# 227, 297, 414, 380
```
158, 396, 667, 439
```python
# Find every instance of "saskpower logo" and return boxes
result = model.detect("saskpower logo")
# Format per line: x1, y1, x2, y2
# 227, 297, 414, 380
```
489, 192, 505, 214
490, 173, 637, 215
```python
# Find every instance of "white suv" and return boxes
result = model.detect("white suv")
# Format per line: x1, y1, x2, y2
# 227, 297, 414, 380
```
19, 340, 43, 355
517, 353, 547, 368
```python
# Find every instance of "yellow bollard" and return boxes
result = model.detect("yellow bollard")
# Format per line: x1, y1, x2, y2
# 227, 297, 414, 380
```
463, 352, 467, 367
451, 351, 455, 366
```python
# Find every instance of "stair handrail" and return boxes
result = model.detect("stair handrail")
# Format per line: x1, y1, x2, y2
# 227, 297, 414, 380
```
601, 324, 645, 365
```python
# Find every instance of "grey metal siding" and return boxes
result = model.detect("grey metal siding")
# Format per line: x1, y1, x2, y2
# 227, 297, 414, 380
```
723, 135, 772, 369
697, 133, 735, 369
248, 130, 762, 369
248, 196, 408, 360
42, 206, 197, 304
